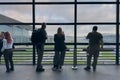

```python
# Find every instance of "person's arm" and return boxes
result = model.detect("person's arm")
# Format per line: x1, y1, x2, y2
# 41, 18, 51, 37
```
86, 33, 90, 39
1, 39, 7, 52
100, 34, 103, 49
54, 34, 57, 43
100, 38, 103, 49
43, 30, 47, 40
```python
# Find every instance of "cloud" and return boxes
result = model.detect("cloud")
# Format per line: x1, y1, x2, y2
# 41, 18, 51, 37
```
0, 5, 32, 22
77, 0, 115, 1
77, 4, 116, 22
35, 5, 74, 22
0, 0, 117, 36
0, 0, 32, 2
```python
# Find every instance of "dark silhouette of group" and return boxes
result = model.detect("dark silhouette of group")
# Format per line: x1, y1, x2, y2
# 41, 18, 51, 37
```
0, 23, 103, 73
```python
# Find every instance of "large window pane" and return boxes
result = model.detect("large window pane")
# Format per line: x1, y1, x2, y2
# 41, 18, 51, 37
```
36, 0, 74, 2
36, 5, 74, 23
0, 5, 32, 23
0, 25, 32, 43
35, 25, 74, 43
77, 0, 116, 2
77, 25, 116, 43
0, 0, 32, 2
77, 4, 116, 22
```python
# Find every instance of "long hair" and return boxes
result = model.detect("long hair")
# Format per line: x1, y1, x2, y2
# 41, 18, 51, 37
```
5, 32, 13, 43
57, 27, 64, 36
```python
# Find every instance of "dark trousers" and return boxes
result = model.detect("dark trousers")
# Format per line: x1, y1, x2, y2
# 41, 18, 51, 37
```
53, 51, 66, 68
3, 49, 14, 71
86, 46, 99, 69
36, 43, 44, 69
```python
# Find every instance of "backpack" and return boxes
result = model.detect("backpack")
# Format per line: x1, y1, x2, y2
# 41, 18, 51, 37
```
31, 29, 40, 45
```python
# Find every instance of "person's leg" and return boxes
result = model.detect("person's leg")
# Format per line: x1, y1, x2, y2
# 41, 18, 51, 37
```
52, 51, 59, 71
92, 51, 99, 71
53, 51, 59, 68
84, 53, 92, 70
9, 50, 14, 71
3, 50, 10, 72
59, 51, 66, 69
36, 44, 44, 72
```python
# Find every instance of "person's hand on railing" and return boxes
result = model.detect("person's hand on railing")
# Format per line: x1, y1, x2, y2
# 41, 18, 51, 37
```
100, 45, 103, 49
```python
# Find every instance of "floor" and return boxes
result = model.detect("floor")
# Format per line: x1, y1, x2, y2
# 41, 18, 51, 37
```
0, 65, 120, 80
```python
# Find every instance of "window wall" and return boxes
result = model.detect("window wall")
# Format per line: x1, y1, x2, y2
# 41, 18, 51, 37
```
0, 0, 119, 65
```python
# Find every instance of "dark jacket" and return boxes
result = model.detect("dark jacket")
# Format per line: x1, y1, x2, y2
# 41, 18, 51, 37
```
86, 31, 103, 47
54, 34, 66, 51
37, 28, 47, 44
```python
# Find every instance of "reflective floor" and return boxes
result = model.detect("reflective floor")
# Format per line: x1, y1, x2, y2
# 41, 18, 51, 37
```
0, 65, 120, 80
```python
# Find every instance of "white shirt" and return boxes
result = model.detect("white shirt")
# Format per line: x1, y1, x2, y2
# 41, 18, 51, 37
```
1, 39, 13, 52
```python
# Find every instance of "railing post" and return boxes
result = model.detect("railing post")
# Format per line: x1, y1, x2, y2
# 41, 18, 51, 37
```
72, 0, 78, 70
32, 0, 36, 65
116, 0, 119, 65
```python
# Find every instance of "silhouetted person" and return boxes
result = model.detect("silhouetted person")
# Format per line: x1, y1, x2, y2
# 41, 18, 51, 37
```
36, 22, 47, 72
84, 26, 103, 71
0, 33, 4, 64
1, 32, 14, 73
52, 27, 66, 72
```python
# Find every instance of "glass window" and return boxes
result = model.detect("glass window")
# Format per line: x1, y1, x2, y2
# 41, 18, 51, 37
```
35, 0, 74, 2
0, 0, 32, 2
77, 25, 116, 43
77, 0, 116, 2
77, 4, 116, 22
0, 5, 32, 23
35, 5, 74, 23
35, 25, 74, 43
0, 25, 32, 43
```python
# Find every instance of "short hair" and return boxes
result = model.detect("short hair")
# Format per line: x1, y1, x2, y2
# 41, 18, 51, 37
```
93, 26, 98, 31
41, 22, 46, 29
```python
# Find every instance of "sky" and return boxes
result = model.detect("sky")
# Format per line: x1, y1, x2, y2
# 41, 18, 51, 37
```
0, 0, 119, 36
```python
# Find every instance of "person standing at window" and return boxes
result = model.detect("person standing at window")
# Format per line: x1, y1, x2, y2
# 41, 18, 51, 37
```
36, 22, 47, 72
84, 26, 103, 71
52, 27, 66, 72
1, 32, 14, 73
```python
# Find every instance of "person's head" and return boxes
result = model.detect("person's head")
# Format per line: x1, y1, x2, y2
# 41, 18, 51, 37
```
0, 32, 5, 39
41, 22, 46, 29
92, 26, 98, 32
4, 31, 13, 43
57, 27, 63, 35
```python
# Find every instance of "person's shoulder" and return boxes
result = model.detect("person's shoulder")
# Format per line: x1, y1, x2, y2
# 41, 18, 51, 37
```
54, 34, 57, 36
88, 32, 92, 34
97, 32, 102, 35
2, 38, 7, 42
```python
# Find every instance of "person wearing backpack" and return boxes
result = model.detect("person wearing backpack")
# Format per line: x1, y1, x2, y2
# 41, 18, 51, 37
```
32, 22, 47, 72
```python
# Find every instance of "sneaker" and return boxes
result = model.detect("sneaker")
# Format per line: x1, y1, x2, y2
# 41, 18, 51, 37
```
93, 67, 96, 72
52, 67, 57, 71
10, 68, 14, 71
6, 70, 10, 73
84, 67, 91, 71
57, 68, 62, 72
92, 64, 96, 72
36, 68, 45, 72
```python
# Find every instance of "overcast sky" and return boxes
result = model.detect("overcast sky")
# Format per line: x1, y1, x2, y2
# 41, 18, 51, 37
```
0, 0, 119, 36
